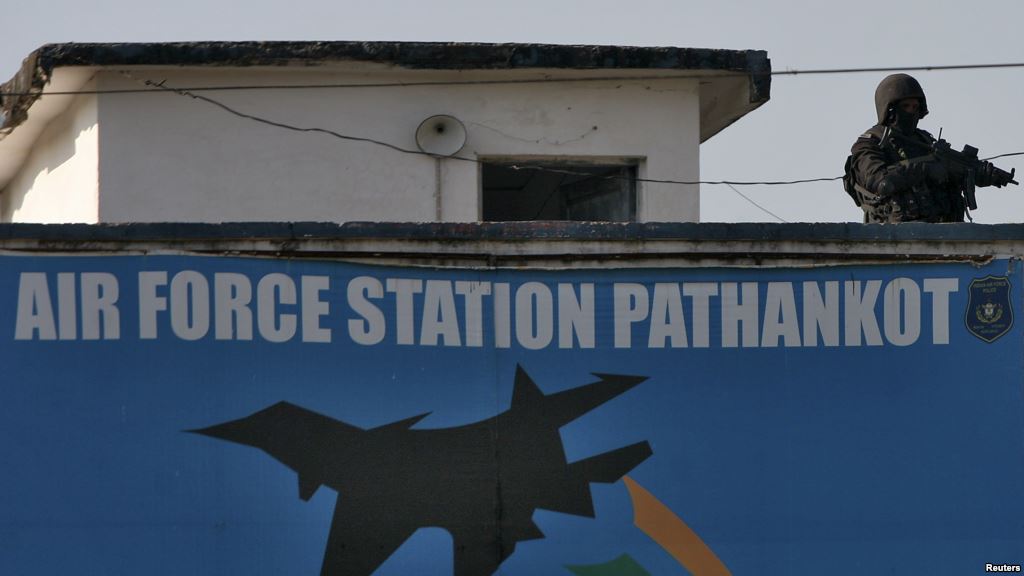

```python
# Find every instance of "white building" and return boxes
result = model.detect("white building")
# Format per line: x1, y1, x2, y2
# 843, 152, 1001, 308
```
0, 42, 769, 224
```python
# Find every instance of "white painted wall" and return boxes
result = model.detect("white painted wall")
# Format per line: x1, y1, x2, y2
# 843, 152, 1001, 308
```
2, 89, 99, 223
93, 66, 701, 223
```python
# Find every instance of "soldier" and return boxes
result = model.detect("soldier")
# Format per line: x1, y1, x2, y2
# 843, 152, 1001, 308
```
844, 74, 1009, 223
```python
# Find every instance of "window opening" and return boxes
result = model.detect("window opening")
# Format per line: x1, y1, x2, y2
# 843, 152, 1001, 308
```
481, 161, 637, 221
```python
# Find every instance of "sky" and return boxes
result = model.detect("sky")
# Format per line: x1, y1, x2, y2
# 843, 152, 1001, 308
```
2, 0, 1023, 223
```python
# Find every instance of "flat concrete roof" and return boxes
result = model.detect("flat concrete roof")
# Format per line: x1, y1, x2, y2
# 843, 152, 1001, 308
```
9, 41, 770, 73
0, 41, 770, 139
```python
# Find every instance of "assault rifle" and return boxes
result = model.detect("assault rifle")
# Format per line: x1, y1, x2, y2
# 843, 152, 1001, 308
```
899, 133, 1018, 211
933, 139, 1017, 210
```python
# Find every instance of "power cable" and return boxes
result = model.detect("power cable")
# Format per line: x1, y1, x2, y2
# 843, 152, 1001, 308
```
5, 61, 1024, 97
11, 72, 1020, 194
530, 173, 570, 220
771, 62, 1024, 76
984, 151, 1024, 161
133, 76, 845, 187
724, 183, 789, 222
144, 79, 427, 157
130, 76, 1024, 191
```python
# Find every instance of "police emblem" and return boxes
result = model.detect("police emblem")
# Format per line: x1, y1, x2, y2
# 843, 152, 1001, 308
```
965, 275, 1014, 343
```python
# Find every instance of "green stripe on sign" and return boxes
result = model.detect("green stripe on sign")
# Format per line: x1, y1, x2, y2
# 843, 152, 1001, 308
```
565, 553, 651, 576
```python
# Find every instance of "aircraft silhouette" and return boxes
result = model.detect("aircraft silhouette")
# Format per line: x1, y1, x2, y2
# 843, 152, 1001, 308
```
189, 365, 652, 576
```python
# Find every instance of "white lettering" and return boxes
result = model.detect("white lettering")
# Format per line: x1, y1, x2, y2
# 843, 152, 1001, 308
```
386, 278, 423, 345
347, 276, 385, 345
614, 283, 648, 349
494, 283, 511, 349
762, 282, 800, 347
301, 276, 331, 343
722, 282, 758, 348
558, 283, 595, 349
257, 273, 297, 343
421, 280, 461, 346
883, 278, 920, 346
214, 273, 253, 340
649, 283, 688, 348
924, 278, 958, 344
455, 281, 490, 347
684, 283, 717, 348
15, 272, 56, 340
516, 282, 553, 350
138, 272, 168, 339
844, 280, 883, 346
803, 281, 840, 347
80, 273, 119, 340
57, 273, 77, 340
170, 271, 209, 341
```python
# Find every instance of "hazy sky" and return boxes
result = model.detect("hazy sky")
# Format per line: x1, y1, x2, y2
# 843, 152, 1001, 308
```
3, 0, 1022, 223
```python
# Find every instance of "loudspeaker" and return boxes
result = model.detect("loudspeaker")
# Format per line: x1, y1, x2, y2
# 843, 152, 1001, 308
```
415, 115, 467, 157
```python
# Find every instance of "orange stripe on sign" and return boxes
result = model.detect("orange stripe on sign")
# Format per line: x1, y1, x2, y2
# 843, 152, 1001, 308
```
622, 476, 731, 576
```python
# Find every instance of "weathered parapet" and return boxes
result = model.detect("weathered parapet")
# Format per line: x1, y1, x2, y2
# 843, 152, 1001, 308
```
0, 222, 1021, 267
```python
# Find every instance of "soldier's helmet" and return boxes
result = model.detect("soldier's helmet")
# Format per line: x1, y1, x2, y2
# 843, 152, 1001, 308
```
874, 73, 929, 124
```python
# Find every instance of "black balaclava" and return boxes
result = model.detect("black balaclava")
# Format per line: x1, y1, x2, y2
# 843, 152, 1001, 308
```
891, 103, 920, 133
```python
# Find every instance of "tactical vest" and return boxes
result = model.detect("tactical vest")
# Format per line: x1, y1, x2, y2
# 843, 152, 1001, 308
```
844, 127, 963, 223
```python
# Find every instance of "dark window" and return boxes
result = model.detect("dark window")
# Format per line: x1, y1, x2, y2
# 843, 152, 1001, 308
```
481, 161, 636, 221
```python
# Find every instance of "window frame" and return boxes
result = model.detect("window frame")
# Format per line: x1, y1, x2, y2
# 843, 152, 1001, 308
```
478, 156, 642, 223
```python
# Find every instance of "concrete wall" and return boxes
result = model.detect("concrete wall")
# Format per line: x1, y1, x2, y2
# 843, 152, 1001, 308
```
93, 67, 700, 223
1, 89, 99, 223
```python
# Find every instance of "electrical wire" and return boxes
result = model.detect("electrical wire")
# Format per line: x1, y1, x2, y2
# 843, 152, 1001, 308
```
133, 76, 845, 187
154, 76, 1020, 218
505, 164, 843, 186
146, 79, 428, 157
131, 76, 1024, 197
724, 183, 789, 222
530, 173, 570, 220
9, 71, 1020, 201
771, 62, 1024, 76
984, 151, 1024, 161
146, 74, 812, 219
4, 61, 1024, 97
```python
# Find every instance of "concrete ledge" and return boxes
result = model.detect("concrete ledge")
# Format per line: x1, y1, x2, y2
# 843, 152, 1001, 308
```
3, 221, 1024, 241
0, 222, 1021, 268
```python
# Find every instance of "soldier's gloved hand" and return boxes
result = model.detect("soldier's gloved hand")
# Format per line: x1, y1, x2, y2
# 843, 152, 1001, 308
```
976, 161, 996, 187
892, 162, 922, 186
876, 173, 907, 198
899, 158, 947, 185
977, 161, 1014, 188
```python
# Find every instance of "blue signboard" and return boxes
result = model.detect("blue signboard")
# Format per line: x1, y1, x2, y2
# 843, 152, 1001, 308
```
2, 255, 1022, 575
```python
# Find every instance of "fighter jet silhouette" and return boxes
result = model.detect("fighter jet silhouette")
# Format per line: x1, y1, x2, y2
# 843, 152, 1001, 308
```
189, 365, 652, 576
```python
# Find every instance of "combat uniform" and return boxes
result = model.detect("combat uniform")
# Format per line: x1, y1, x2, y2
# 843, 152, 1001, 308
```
848, 125, 965, 223
845, 74, 964, 223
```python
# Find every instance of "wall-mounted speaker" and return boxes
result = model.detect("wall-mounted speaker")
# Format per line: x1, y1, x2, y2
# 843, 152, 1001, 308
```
415, 115, 467, 157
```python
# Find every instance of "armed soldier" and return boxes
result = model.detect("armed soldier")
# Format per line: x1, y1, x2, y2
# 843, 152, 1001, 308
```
844, 74, 1016, 223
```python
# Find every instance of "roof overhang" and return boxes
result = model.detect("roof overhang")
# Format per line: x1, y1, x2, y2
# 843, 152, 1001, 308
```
0, 41, 770, 189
